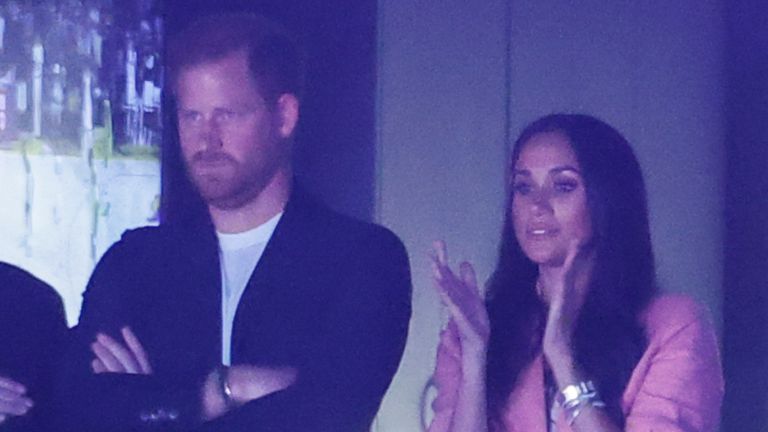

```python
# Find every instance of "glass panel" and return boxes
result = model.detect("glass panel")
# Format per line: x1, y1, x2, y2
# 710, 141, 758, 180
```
0, 0, 163, 324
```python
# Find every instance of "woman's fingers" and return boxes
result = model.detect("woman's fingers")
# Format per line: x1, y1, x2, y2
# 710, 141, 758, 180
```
543, 239, 596, 355
437, 271, 474, 312
430, 244, 489, 344
433, 240, 448, 266
431, 241, 477, 294
459, 261, 478, 291
429, 252, 450, 282
430, 243, 463, 300
439, 291, 477, 336
562, 238, 582, 274
431, 240, 489, 342
433, 264, 475, 322
544, 239, 584, 305
431, 253, 482, 315
563, 241, 579, 271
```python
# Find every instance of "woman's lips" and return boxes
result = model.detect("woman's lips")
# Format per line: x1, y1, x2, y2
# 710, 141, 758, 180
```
527, 227, 558, 238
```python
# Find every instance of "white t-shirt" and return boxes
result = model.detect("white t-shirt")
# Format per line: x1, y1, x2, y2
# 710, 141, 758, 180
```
216, 212, 283, 365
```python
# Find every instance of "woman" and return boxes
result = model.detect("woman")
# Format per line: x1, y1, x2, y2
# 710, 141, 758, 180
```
428, 114, 723, 432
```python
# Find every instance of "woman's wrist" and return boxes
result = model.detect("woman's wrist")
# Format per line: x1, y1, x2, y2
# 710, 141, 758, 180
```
460, 350, 487, 383
461, 341, 488, 363
545, 346, 580, 386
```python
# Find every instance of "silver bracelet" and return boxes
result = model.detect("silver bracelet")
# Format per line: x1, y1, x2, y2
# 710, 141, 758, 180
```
557, 381, 606, 425
566, 397, 606, 426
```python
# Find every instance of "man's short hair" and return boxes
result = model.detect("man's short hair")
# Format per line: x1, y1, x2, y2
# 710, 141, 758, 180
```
166, 12, 305, 104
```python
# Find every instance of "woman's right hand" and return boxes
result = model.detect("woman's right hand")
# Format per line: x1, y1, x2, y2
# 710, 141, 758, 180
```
0, 376, 33, 425
430, 241, 490, 359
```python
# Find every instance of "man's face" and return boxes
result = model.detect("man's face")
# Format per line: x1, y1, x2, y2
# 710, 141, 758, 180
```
175, 49, 296, 210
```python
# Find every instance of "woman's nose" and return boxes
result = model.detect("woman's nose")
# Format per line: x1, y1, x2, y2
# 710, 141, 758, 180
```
530, 190, 553, 215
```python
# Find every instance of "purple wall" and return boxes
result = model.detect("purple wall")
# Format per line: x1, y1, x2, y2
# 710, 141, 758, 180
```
722, 1, 768, 430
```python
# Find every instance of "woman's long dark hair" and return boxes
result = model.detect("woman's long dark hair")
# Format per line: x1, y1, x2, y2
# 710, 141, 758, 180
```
485, 114, 657, 427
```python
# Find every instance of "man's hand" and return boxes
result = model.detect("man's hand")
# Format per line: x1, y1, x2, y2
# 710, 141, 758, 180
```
202, 365, 297, 420
0, 376, 33, 425
91, 326, 153, 374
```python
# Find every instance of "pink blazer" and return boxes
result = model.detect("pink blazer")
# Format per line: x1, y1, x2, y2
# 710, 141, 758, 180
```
428, 294, 724, 432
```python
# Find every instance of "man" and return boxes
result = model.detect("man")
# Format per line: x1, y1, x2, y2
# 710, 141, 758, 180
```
0, 262, 68, 431
57, 13, 411, 432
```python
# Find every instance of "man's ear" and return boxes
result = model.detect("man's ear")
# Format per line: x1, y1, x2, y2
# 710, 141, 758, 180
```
276, 94, 300, 139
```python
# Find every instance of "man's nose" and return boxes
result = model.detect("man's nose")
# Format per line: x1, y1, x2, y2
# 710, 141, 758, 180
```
200, 118, 223, 149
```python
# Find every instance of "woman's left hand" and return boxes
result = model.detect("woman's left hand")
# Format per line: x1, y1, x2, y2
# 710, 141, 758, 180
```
541, 239, 593, 374
430, 241, 490, 358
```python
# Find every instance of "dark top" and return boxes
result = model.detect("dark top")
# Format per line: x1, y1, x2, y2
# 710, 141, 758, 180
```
56, 187, 412, 431
0, 262, 68, 432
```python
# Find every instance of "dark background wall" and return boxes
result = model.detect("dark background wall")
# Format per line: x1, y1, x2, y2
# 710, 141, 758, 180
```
159, 0, 377, 224
722, 1, 768, 430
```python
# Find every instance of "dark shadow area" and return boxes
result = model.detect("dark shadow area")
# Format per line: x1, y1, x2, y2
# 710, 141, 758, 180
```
160, 0, 377, 224
722, 1, 768, 430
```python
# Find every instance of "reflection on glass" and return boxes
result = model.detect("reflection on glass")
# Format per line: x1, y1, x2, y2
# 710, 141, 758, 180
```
0, 0, 163, 324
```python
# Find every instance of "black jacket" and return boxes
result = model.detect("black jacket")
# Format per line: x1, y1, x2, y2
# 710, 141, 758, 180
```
56, 187, 412, 431
0, 262, 67, 432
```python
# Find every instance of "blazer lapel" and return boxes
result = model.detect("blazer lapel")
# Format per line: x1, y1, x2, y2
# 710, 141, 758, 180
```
229, 187, 316, 362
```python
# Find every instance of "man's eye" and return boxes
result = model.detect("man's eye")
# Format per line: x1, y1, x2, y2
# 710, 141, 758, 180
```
216, 111, 237, 121
180, 111, 201, 122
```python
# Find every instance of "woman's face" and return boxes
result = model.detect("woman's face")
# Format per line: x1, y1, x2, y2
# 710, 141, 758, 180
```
511, 131, 592, 267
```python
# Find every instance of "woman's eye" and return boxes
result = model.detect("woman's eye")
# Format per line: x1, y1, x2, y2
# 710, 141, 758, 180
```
512, 182, 532, 195
554, 180, 578, 193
